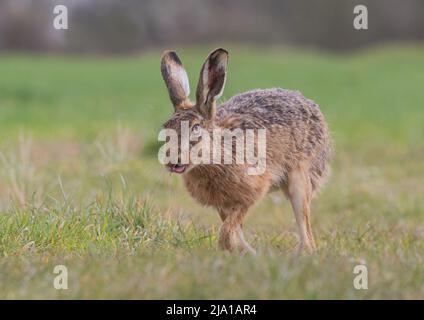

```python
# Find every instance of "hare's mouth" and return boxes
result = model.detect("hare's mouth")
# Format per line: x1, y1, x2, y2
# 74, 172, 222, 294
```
169, 164, 187, 174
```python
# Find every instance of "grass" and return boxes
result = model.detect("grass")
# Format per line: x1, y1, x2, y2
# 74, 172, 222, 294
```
0, 44, 423, 299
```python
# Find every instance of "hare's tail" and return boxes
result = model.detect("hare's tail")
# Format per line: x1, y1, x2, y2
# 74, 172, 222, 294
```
309, 142, 332, 194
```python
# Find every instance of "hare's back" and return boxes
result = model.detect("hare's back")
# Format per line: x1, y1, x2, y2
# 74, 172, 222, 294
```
217, 88, 325, 128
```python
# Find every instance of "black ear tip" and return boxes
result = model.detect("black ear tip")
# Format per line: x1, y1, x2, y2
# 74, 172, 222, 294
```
161, 50, 183, 66
207, 48, 229, 67
211, 48, 229, 57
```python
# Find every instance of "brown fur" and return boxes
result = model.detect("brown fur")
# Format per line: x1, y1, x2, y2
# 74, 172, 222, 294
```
161, 48, 331, 254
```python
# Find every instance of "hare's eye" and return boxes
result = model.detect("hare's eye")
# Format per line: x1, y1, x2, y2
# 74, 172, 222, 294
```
191, 124, 201, 138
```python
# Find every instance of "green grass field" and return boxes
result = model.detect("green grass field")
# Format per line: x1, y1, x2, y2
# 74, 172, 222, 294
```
0, 45, 423, 299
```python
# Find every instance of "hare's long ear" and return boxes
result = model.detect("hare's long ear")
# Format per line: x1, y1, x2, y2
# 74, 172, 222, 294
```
195, 48, 228, 119
161, 51, 191, 110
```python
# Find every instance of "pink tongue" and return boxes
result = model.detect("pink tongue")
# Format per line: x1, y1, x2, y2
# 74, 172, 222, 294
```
173, 165, 185, 173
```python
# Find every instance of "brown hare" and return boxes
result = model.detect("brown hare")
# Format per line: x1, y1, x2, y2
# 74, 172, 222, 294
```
160, 48, 331, 254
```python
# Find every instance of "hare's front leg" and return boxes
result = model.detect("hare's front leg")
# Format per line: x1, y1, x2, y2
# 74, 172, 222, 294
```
218, 208, 256, 254
287, 166, 316, 253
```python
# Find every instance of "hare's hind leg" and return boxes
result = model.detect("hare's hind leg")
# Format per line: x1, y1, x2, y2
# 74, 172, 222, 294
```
286, 166, 316, 253
218, 208, 256, 254
235, 225, 256, 254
